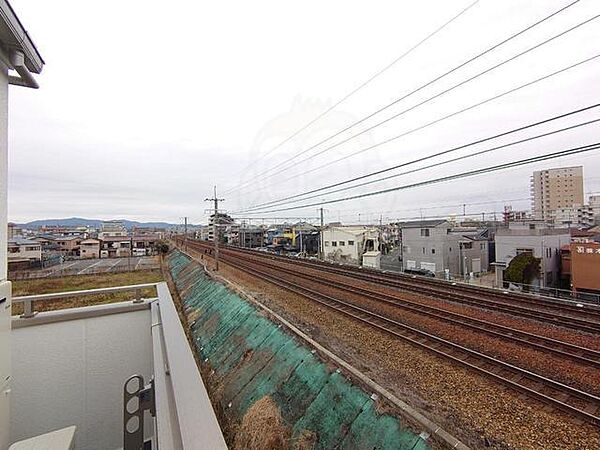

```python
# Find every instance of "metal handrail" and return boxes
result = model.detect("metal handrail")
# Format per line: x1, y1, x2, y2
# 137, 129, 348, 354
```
13, 282, 159, 318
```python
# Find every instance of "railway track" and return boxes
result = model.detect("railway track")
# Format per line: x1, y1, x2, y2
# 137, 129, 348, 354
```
209, 245, 600, 369
198, 242, 600, 334
180, 241, 600, 427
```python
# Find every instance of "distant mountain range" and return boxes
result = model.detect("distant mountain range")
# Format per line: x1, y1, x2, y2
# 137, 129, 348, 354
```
17, 217, 186, 230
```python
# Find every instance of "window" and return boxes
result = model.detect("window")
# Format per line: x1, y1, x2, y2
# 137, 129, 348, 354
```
516, 248, 533, 255
339, 241, 345, 246
529, 224, 536, 230
348, 240, 355, 246
422, 247, 426, 254
431, 248, 436, 254
332, 241, 337, 247
420, 229, 430, 237
8, 247, 19, 253
25, 246, 39, 251
480, 243, 485, 250
324, 241, 329, 246
462, 242, 472, 249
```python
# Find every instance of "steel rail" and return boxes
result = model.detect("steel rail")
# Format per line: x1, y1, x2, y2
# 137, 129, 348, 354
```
212, 246, 600, 368
203, 242, 600, 333
205, 249, 600, 427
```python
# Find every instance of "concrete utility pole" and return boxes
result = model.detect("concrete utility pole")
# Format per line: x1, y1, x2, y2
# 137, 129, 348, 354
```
319, 207, 324, 260
183, 216, 188, 250
205, 186, 225, 271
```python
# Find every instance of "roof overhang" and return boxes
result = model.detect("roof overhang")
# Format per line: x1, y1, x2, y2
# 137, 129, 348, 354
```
0, 0, 44, 88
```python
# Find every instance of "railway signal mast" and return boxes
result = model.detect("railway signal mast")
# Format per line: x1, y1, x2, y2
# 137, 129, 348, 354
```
205, 186, 225, 271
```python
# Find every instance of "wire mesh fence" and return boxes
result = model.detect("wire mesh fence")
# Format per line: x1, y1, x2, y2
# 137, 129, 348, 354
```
8, 261, 160, 280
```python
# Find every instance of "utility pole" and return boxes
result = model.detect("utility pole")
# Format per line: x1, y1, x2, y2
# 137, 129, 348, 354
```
205, 186, 225, 271
183, 216, 188, 250
319, 207, 324, 260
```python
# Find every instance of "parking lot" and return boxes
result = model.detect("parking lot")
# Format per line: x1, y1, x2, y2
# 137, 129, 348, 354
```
29, 256, 161, 278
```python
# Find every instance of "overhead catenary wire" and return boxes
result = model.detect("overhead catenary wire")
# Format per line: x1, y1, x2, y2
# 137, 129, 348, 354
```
225, 0, 480, 191
226, 0, 582, 195
235, 102, 600, 212
240, 142, 600, 214
235, 51, 600, 207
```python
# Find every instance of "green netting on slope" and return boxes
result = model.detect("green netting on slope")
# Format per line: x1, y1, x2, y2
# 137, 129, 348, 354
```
167, 250, 429, 450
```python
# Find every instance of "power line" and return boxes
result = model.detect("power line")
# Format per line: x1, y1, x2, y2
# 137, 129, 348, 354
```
235, 103, 600, 212
241, 142, 600, 214
332, 197, 532, 218
225, 0, 480, 190
226, 0, 582, 195
239, 117, 600, 212
237, 51, 600, 199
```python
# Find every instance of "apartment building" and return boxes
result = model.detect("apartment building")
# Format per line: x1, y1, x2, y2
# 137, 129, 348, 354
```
98, 220, 128, 239
531, 166, 584, 221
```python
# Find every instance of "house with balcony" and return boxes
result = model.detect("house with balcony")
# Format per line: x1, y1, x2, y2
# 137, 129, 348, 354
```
54, 235, 82, 256
100, 236, 132, 258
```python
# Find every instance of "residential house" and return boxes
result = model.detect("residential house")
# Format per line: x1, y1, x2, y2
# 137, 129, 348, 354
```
399, 220, 489, 277
494, 221, 570, 288
100, 236, 131, 258
54, 235, 82, 255
7, 238, 42, 270
321, 226, 380, 265
80, 238, 101, 259
239, 226, 264, 248
32, 234, 59, 251
132, 235, 160, 255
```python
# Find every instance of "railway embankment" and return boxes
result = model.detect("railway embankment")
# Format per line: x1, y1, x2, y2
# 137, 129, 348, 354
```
165, 249, 443, 450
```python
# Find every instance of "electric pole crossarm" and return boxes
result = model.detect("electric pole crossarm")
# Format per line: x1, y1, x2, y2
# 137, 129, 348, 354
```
205, 186, 225, 271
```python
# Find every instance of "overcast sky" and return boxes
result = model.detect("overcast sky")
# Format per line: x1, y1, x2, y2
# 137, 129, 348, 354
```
7, 0, 600, 224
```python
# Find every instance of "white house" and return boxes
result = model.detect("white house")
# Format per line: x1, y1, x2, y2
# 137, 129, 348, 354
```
321, 226, 379, 265
494, 221, 570, 288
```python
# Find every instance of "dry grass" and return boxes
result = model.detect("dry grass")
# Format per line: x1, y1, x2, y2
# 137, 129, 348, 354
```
11, 270, 163, 315
234, 396, 290, 450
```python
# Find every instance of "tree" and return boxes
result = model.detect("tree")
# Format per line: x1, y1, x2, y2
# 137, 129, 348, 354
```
504, 252, 541, 287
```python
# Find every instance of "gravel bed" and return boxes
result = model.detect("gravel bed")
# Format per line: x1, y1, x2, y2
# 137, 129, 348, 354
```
242, 252, 600, 351
244, 257, 599, 394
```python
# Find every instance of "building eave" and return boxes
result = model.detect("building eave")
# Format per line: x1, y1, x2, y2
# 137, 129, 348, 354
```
0, 1, 44, 73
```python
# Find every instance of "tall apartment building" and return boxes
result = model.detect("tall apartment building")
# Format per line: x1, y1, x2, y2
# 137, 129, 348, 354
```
531, 166, 584, 221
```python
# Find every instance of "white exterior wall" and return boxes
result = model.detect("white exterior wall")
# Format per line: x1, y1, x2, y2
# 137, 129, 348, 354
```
322, 229, 362, 263
11, 309, 153, 450
0, 60, 10, 450
495, 231, 570, 287
402, 225, 459, 275
8, 244, 41, 261
0, 62, 8, 280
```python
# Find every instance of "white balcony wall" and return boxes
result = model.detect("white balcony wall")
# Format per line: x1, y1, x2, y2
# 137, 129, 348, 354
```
10, 307, 153, 450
